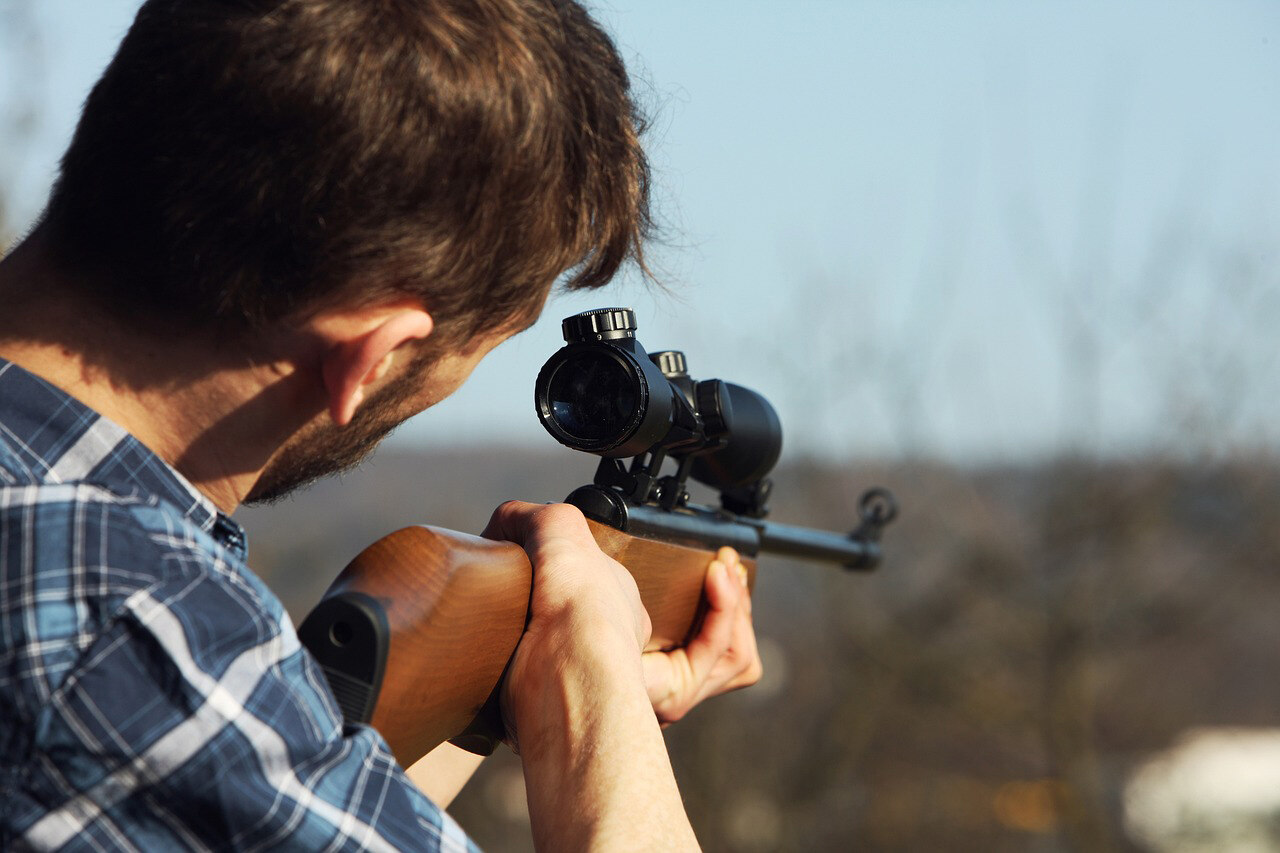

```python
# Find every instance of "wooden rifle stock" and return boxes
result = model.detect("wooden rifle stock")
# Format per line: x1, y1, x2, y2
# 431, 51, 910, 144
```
298, 520, 754, 768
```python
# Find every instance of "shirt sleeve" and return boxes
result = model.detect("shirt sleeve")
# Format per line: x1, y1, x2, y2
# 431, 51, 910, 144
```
6, 568, 479, 853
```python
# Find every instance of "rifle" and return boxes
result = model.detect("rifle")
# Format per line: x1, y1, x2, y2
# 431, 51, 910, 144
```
298, 308, 897, 766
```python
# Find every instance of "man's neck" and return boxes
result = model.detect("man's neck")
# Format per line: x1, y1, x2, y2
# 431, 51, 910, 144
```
0, 235, 323, 513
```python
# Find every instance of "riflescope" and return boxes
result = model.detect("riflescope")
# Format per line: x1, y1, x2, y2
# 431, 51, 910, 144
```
534, 308, 782, 497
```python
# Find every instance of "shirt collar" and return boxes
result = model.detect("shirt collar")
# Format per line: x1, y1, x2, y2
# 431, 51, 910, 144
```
0, 357, 245, 556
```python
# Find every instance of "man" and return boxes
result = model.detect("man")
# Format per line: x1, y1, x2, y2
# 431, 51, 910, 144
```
0, 1, 761, 850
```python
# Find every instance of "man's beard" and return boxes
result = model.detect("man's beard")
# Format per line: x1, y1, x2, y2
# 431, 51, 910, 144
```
243, 364, 424, 505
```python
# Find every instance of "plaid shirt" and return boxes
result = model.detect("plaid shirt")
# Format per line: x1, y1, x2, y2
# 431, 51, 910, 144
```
0, 358, 477, 852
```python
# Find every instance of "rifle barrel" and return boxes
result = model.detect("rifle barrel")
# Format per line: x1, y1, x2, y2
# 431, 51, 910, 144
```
566, 485, 881, 571
746, 518, 880, 570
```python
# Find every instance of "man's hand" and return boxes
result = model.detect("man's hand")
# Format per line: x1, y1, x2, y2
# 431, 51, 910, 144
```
409, 511, 762, 831
643, 546, 763, 724
481, 501, 699, 851
482, 501, 653, 733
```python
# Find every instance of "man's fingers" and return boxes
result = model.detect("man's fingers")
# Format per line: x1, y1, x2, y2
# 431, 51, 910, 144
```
703, 554, 762, 689
481, 500, 596, 553
643, 552, 766, 723
701, 555, 740, 612
713, 547, 753, 613
492, 515, 763, 725
720, 592, 763, 690
642, 560, 735, 721
483, 500, 651, 653
479, 499, 540, 545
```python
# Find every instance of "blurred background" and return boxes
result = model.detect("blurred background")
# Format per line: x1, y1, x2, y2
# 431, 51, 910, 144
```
3, 1, 1278, 849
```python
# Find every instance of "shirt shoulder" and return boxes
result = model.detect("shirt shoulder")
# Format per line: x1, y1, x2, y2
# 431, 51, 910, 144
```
0, 480, 197, 705
0, 479, 475, 852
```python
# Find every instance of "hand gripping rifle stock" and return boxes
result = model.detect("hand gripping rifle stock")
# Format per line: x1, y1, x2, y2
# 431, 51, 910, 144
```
297, 486, 896, 766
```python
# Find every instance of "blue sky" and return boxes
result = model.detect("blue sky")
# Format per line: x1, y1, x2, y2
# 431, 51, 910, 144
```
3, 0, 1278, 460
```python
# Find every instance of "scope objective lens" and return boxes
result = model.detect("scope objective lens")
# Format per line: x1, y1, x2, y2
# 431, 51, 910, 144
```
544, 351, 638, 443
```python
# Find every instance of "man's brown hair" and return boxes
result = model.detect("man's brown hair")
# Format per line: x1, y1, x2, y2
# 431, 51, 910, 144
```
41, 0, 651, 343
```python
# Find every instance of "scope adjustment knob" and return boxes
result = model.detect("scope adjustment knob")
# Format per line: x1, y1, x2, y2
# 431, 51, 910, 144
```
695, 379, 733, 438
650, 350, 687, 378
562, 307, 637, 342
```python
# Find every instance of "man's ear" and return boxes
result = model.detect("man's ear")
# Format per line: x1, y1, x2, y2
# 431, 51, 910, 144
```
319, 307, 434, 426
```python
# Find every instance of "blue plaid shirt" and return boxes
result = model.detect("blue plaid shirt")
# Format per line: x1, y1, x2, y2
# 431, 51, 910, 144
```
0, 358, 477, 852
